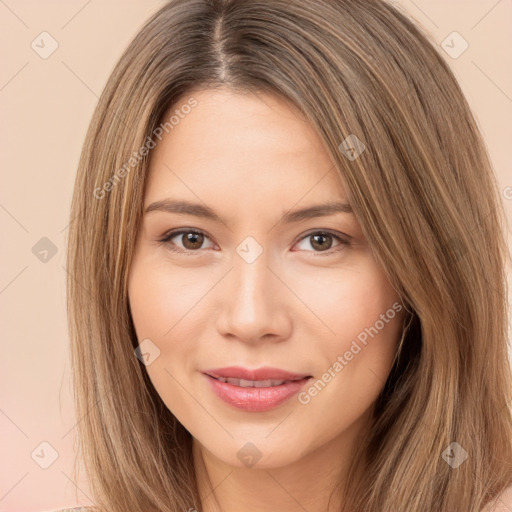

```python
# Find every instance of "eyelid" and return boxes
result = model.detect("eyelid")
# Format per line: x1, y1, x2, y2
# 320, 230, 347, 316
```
159, 228, 350, 255
295, 228, 351, 243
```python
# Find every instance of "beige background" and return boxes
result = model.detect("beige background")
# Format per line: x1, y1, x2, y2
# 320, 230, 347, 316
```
0, 1, 511, 510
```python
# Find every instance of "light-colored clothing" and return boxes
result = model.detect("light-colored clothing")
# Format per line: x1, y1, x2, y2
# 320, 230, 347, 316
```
51, 508, 92, 512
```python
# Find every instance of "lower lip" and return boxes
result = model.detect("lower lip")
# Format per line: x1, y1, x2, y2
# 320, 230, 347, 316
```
204, 374, 311, 412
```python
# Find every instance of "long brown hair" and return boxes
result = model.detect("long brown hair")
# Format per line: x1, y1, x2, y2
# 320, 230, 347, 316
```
66, 0, 512, 510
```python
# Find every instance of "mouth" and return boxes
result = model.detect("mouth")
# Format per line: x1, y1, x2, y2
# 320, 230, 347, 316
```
202, 365, 312, 382
202, 368, 313, 412
205, 374, 310, 388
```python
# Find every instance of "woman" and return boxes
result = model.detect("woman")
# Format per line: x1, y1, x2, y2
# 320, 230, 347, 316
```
63, 0, 512, 510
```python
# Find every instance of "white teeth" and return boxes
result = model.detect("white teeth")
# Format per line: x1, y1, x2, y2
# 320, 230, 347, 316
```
254, 380, 273, 388
218, 377, 288, 387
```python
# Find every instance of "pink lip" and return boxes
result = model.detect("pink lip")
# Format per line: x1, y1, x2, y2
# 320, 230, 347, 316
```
202, 366, 312, 412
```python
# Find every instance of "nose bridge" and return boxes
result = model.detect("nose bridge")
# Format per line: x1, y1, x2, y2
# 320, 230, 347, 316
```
231, 250, 273, 318
216, 246, 289, 342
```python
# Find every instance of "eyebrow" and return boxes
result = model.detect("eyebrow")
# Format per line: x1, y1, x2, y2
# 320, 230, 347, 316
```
144, 199, 353, 224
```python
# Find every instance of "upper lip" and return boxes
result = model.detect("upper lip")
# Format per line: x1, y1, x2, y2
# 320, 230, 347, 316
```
203, 366, 312, 381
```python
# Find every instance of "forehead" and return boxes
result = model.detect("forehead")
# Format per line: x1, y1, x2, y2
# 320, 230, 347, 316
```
144, 88, 347, 208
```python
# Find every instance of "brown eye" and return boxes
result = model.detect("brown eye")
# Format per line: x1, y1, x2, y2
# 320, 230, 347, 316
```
160, 229, 215, 253
294, 231, 349, 255
181, 231, 205, 250
310, 233, 334, 251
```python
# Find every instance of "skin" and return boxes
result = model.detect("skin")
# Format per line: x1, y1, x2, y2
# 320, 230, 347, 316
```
128, 87, 406, 512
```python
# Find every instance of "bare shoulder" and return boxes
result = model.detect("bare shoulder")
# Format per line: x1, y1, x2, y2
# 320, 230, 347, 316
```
483, 484, 512, 511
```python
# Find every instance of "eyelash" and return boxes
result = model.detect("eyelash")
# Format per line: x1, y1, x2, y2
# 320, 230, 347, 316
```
158, 228, 350, 256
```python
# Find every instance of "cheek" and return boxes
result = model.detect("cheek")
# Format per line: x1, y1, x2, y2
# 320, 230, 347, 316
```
292, 265, 403, 436
294, 257, 403, 380
297, 256, 401, 336
128, 267, 170, 342
128, 259, 201, 415
128, 256, 220, 403
128, 257, 210, 341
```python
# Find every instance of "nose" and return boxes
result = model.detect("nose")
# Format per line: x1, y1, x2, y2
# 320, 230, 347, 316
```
215, 251, 293, 344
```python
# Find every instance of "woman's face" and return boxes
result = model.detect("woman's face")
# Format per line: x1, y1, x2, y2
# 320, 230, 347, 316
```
128, 87, 405, 471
